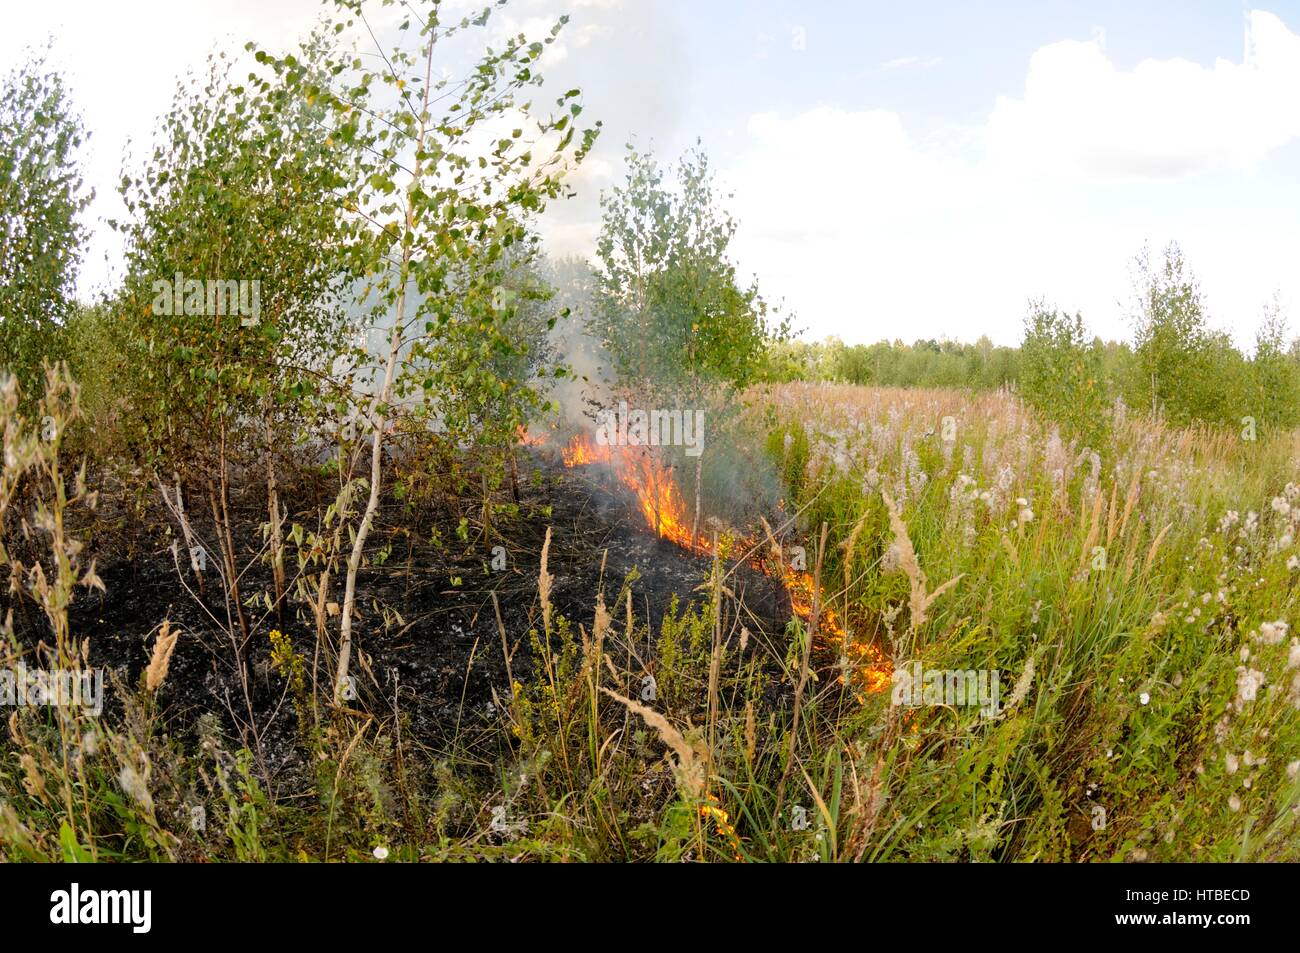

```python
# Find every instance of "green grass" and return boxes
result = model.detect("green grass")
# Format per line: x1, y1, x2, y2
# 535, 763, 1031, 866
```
3, 379, 1299, 862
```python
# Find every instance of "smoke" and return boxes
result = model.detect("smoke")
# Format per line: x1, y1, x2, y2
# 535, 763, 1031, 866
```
530, 253, 787, 532
535, 252, 613, 432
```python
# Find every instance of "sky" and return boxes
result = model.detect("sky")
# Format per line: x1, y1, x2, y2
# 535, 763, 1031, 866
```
4, 0, 1300, 347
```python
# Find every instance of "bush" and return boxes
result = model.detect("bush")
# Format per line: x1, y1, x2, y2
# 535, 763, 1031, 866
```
1019, 302, 1109, 448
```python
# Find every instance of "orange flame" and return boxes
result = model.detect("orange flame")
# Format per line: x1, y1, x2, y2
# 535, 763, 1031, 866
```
561, 432, 710, 553
561, 432, 611, 466
559, 430, 890, 693
619, 447, 709, 554
780, 565, 892, 695
516, 425, 550, 447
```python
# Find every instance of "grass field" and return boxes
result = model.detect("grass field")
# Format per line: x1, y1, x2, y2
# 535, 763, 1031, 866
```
5, 376, 1297, 862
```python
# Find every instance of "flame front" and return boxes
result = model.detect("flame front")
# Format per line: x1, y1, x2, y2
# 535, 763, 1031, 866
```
557, 430, 889, 692
561, 432, 709, 553
561, 432, 611, 466
781, 566, 892, 695
621, 448, 707, 553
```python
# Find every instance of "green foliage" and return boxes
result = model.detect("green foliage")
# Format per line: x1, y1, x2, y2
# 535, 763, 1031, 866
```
1246, 299, 1300, 430
263, 2, 599, 457
765, 336, 1021, 390
769, 243, 1300, 438
760, 382, 1300, 862
590, 143, 785, 402
61, 303, 126, 447
1129, 242, 1235, 426
0, 51, 92, 406
5, 1, 1300, 868
1019, 302, 1110, 447
112, 44, 357, 473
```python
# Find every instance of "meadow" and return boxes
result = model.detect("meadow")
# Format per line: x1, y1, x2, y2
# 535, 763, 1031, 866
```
4, 370, 1298, 861
2, 0, 1299, 865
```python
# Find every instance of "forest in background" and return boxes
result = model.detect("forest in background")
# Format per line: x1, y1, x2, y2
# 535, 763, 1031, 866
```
767, 245, 1300, 438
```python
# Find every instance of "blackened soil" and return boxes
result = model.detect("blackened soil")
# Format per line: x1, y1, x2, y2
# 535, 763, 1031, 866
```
6, 452, 790, 790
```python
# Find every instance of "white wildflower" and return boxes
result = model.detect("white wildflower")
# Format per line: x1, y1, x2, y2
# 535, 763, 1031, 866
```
1257, 621, 1288, 645
118, 765, 153, 812
1235, 667, 1265, 704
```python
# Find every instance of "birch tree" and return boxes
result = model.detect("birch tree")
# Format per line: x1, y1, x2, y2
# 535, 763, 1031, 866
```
253, 0, 597, 702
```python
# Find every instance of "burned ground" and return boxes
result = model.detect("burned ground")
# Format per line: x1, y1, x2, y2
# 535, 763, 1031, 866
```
6, 449, 796, 798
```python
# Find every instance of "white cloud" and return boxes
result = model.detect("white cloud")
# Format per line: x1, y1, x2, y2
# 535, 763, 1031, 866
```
723, 106, 1041, 345
987, 10, 1300, 180
1, 0, 642, 297
1, 0, 335, 297
709, 11, 1300, 347
7, 1, 1298, 348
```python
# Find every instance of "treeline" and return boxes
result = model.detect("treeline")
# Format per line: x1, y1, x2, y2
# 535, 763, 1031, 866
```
765, 335, 1023, 390
763, 332, 1134, 394
766, 243, 1300, 440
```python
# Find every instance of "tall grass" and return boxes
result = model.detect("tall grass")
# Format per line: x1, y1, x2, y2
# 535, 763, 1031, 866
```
3, 376, 1297, 861
755, 382, 1300, 860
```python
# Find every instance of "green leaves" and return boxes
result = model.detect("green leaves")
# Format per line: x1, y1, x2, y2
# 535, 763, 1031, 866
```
1020, 303, 1110, 449
59, 822, 95, 863
590, 143, 783, 403
1126, 243, 1289, 429
0, 53, 92, 408
110, 42, 365, 471
293, 1, 595, 457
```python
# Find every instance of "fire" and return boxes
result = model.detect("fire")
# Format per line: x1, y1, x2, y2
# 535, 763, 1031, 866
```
620, 447, 708, 553
558, 430, 890, 693
781, 565, 892, 695
561, 432, 710, 553
561, 432, 611, 466
515, 425, 550, 447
